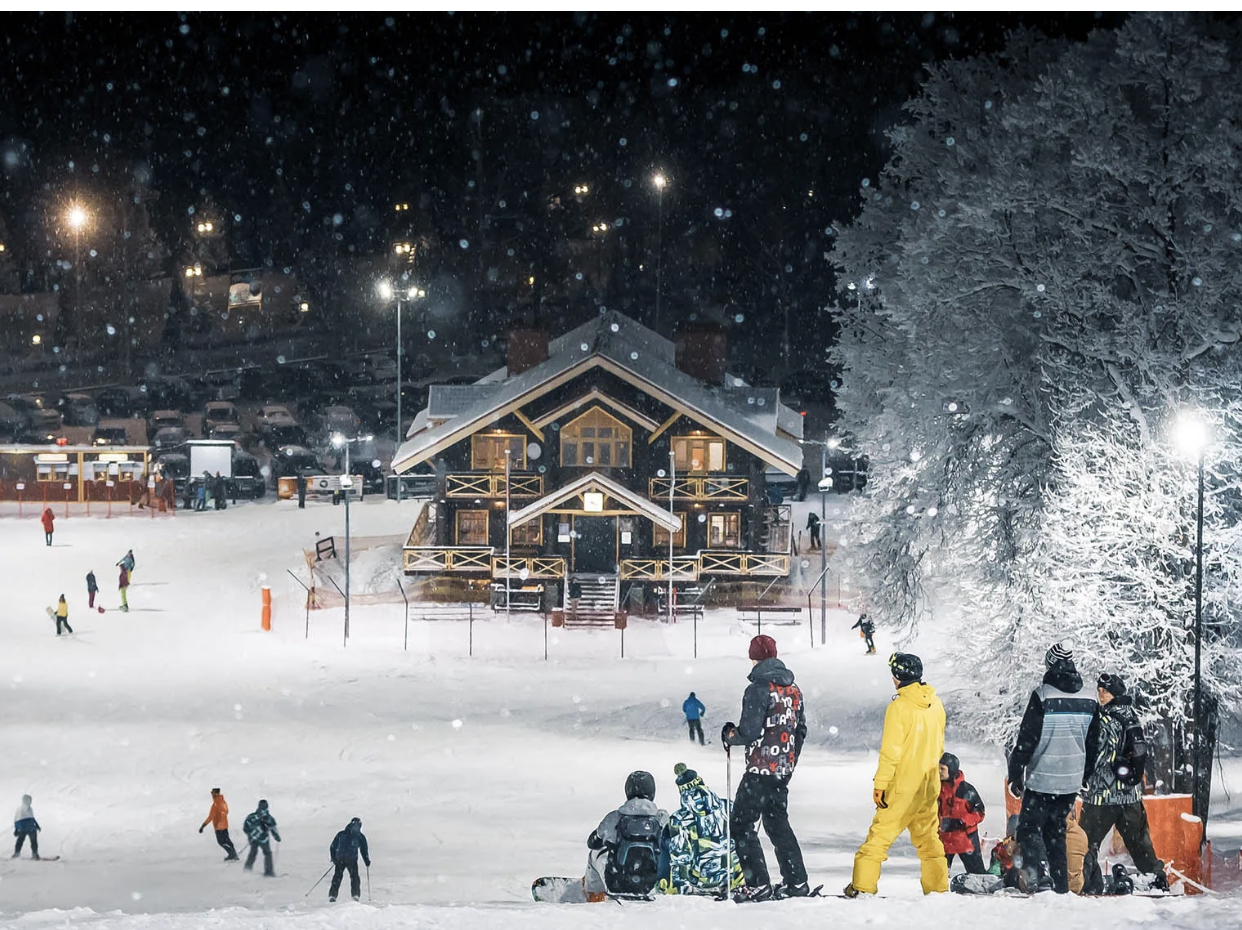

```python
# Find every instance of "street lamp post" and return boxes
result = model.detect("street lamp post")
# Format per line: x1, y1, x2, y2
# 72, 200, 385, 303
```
799, 436, 835, 643
1174, 413, 1209, 822
66, 204, 89, 356
379, 278, 423, 503
668, 450, 676, 624
652, 172, 667, 335
332, 432, 374, 647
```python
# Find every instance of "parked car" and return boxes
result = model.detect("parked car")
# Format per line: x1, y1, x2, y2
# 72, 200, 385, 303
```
314, 404, 362, 439
95, 385, 148, 419
59, 393, 101, 427
0, 400, 24, 441
270, 444, 323, 483
148, 409, 188, 439
231, 450, 266, 499
91, 425, 132, 446
202, 369, 242, 402
203, 401, 240, 434
152, 426, 191, 451
208, 422, 245, 443
254, 404, 298, 430
140, 376, 194, 412
265, 423, 309, 447
7, 393, 63, 431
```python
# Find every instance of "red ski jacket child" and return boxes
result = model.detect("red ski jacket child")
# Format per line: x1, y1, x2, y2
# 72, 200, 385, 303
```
937, 753, 985, 855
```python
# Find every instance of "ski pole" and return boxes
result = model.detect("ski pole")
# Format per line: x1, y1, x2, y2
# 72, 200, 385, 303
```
366, 862, 372, 902
305, 864, 333, 897
724, 743, 733, 899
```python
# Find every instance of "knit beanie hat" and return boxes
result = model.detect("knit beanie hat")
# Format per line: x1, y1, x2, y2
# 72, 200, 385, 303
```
749, 634, 778, 661
1097, 673, 1127, 697
888, 652, 923, 685
1045, 642, 1074, 668
673, 762, 700, 787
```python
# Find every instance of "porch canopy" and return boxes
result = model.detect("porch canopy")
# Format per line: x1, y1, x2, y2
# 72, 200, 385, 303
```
507, 471, 680, 531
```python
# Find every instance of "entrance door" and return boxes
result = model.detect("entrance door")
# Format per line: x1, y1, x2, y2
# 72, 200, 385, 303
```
573, 516, 617, 574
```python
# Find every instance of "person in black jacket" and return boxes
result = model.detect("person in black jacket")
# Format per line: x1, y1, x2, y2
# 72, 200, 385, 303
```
720, 634, 810, 902
1006, 643, 1096, 894
328, 817, 371, 902
1080, 673, 1167, 894
86, 570, 98, 610
851, 612, 876, 654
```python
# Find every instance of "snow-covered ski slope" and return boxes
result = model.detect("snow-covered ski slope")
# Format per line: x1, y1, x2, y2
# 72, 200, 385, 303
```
2, 498, 1240, 928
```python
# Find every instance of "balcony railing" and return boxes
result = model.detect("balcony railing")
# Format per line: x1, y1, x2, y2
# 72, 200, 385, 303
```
403, 546, 494, 573
446, 472, 543, 499
648, 475, 748, 501
619, 557, 700, 581
492, 555, 567, 579
698, 550, 790, 577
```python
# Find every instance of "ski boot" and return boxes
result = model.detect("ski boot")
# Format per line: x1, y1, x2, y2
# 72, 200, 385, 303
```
732, 882, 774, 903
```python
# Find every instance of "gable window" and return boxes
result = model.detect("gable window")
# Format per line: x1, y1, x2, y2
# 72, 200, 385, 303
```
472, 433, 526, 471
456, 509, 490, 545
708, 512, 742, 548
652, 512, 687, 548
510, 519, 542, 547
672, 435, 725, 473
561, 406, 631, 468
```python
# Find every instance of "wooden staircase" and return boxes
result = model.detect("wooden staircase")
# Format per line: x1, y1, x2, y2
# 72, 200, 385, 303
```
561, 573, 623, 629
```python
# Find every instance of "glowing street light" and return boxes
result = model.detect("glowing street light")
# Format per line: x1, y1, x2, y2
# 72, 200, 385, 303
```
378, 277, 423, 502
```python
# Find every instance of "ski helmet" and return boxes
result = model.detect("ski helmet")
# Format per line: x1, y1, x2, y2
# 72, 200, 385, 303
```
940, 752, 960, 781
624, 770, 656, 801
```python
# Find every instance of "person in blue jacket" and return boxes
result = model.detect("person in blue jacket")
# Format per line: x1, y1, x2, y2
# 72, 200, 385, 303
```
13, 795, 40, 859
328, 817, 371, 902
682, 692, 706, 745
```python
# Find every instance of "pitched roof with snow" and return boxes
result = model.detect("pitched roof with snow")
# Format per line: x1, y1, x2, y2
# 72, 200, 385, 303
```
393, 311, 804, 474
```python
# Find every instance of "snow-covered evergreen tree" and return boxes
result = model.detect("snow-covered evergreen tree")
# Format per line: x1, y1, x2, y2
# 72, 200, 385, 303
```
830, 13, 1242, 766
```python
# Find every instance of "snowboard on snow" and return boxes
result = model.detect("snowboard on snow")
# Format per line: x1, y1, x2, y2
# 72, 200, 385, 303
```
532, 876, 588, 903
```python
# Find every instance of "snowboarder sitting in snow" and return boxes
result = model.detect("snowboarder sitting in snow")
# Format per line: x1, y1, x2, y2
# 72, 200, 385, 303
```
938, 752, 986, 874
659, 762, 743, 896
13, 794, 40, 859
584, 770, 668, 901
242, 799, 280, 876
328, 817, 371, 902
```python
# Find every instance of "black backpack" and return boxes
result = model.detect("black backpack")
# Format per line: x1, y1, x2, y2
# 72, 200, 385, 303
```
605, 812, 661, 895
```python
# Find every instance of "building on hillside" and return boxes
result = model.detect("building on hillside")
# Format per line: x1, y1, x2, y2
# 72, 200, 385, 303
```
391, 311, 803, 608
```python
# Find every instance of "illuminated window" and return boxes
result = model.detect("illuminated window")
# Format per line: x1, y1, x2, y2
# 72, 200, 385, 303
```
672, 435, 725, 473
561, 407, 631, 467
471, 433, 526, 471
653, 512, 687, 548
511, 519, 542, 547
708, 512, 742, 548
456, 510, 490, 545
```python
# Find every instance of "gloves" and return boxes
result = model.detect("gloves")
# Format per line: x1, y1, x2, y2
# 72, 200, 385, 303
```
720, 721, 737, 746
364, 859, 371, 868
1006, 779, 1024, 800
940, 818, 964, 833
199, 825, 205, 834
873, 789, 888, 809
587, 830, 604, 850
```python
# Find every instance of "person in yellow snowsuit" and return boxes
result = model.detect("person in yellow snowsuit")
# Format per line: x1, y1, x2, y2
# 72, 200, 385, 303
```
845, 652, 949, 897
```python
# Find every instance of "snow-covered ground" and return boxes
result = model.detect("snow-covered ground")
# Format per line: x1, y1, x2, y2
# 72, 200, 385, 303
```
2, 497, 1240, 928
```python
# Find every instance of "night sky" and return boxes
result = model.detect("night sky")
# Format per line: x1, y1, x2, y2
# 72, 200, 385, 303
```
0, 12, 1124, 372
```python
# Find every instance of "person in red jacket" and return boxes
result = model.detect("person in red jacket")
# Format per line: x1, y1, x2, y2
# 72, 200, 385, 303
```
41, 507, 55, 546
938, 752, 986, 874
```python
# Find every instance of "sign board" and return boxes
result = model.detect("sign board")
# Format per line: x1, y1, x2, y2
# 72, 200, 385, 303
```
15, 483, 24, 491
621, 531, 632, 545
303, 475, 362, 502
106, 480, 115, 488
557, 523, 570, 543
62, 482, 72, 490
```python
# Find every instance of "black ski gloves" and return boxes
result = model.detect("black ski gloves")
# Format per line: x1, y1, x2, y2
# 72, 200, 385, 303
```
720, 721, 737, 747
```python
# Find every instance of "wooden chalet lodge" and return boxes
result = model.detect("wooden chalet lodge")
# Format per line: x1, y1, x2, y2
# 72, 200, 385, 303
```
392, 311, 803, 609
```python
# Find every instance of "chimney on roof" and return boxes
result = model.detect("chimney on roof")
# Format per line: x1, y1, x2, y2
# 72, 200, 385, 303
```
506, 328, 549, 376
674, 320, 727, 385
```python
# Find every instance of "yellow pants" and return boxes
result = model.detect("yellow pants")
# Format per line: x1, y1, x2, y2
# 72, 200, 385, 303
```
851, 775, 948, 895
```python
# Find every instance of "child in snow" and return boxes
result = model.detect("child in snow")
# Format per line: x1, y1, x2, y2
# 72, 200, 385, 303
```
13, 794, 41, 859
938, 752, 986, 874
53, 595, 73, 635
584, 771, 668, 901
660, 763, 743, 895
242, 799, 280, 876
118, 565, 130, 612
